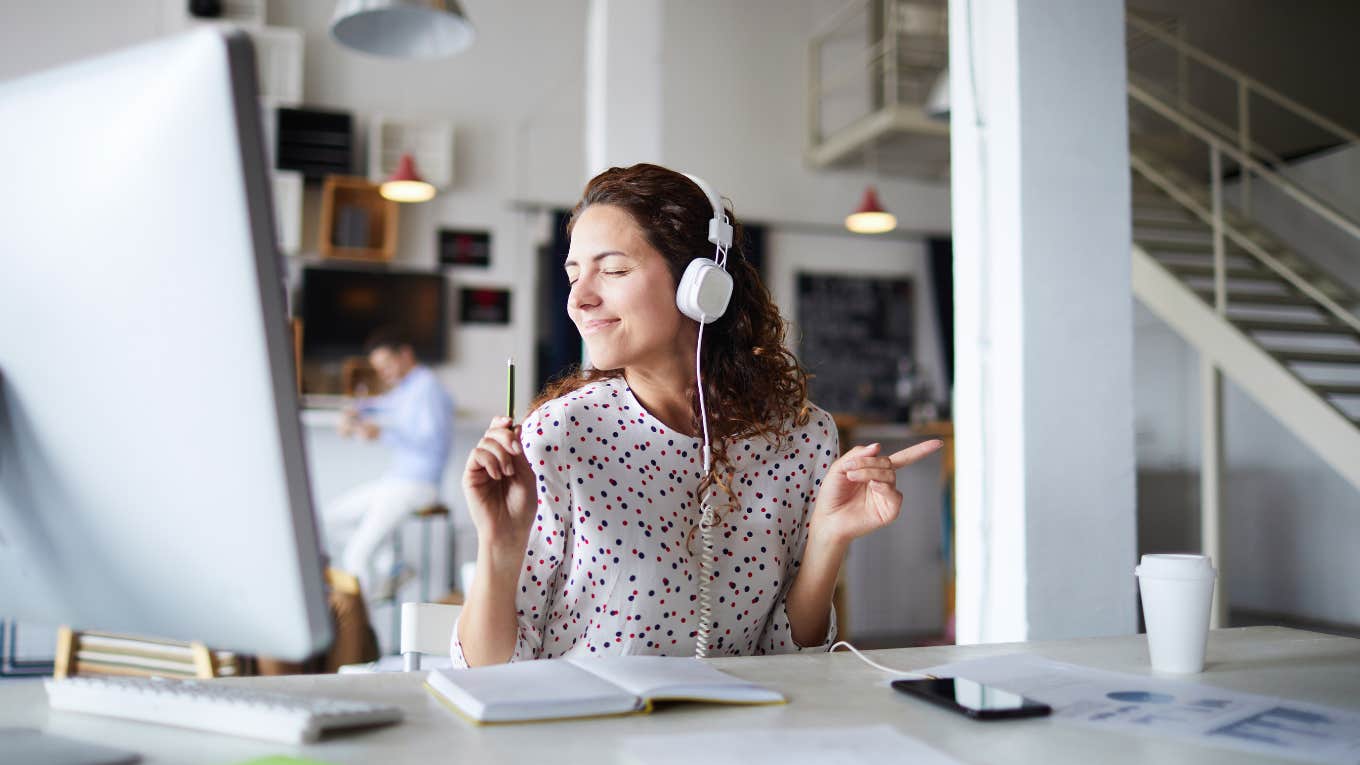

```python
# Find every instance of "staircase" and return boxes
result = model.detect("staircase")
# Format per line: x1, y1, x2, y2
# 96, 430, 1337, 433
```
1124, 17, 1360, 493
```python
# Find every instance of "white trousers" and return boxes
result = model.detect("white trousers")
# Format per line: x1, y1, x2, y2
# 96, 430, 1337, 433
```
323, 478, 438, 594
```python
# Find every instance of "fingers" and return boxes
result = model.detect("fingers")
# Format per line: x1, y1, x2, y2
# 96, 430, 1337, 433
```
466, 416, 529, 484
870, 481, 903, 521
845, 467, 898, 484
837, 438, 944, 483
467, 447, 506, 481
478, 436, 521, 477
847, 442, 881, 457
484, 416, 523, 455
887, 439, 944, 469
839, 454, 893, 472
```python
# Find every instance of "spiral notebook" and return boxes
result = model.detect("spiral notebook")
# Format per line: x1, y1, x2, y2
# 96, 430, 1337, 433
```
425, 655, 786, 724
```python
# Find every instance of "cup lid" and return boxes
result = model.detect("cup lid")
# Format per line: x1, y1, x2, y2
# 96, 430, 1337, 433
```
1135, 553, 1216, 579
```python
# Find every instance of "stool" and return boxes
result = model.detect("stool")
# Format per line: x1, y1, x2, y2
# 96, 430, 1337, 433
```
385, 503, 452, 650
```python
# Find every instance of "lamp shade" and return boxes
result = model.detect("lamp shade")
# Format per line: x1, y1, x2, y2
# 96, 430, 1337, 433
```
331, 0, 475, 59
380, 153, 436, 203
845, 186, 897, 234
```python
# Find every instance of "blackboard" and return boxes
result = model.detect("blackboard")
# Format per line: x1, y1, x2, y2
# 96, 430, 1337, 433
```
796, 273, 913, 418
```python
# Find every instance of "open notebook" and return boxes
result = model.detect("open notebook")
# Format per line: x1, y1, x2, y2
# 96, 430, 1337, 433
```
426, 656, 786, 724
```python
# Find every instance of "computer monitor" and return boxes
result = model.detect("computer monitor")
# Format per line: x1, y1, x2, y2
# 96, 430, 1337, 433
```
0, 30, 331, 660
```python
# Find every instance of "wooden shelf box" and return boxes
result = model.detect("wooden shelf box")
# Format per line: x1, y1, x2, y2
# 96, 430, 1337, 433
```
318, 176, 398, 262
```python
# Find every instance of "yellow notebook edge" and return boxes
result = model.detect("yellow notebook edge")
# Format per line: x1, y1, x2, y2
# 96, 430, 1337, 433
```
423, 681, 646, 726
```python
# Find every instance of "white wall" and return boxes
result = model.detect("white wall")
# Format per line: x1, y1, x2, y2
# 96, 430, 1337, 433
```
659, 0, 950, 231
0, 1, 162, 76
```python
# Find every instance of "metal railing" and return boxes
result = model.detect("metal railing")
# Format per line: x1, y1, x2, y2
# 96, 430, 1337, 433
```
807, 0, 945, 150
1129, 83, 1360, 336
1126, 14, 1360, 216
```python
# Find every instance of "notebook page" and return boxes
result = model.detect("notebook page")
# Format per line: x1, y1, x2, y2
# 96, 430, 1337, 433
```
427, 659, 640, 722
568, 656, 785, 704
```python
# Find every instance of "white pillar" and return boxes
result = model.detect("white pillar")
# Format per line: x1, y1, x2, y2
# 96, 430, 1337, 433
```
950, 0, 1137, 643
585, 0, 664, 179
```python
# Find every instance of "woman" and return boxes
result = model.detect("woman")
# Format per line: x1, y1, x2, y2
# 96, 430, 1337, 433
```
454, 164, 941, 666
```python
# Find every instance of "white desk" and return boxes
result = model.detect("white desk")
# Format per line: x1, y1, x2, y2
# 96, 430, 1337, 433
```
3, 627, 1356, 764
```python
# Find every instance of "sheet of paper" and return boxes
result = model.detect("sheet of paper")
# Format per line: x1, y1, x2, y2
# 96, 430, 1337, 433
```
921, 653, 1360, 765
620, 725, 963, 765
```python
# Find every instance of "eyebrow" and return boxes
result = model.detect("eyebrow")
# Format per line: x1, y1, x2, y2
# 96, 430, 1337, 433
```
563, 251, 630, 269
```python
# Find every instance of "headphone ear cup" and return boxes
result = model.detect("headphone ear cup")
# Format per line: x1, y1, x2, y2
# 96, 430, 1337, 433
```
676, 259, 733, 324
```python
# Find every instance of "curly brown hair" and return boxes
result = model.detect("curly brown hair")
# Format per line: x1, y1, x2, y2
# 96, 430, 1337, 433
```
531, 163, 811, 494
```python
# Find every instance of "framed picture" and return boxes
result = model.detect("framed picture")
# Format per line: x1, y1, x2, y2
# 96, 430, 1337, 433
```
459, 287, 511, 325
439, 228, 492, 267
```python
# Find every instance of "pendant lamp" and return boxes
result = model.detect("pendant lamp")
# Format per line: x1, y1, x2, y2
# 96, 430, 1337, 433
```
845, 186, 897, 234
380, 153, 436, 203
331, 0, 475, 59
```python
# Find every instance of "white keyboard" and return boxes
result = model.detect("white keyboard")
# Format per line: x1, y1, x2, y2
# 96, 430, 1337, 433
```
45, 675, 403, 744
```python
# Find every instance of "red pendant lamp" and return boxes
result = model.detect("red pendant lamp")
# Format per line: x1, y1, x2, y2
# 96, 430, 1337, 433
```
380, 153, 436, 203
845, 185, 897, 234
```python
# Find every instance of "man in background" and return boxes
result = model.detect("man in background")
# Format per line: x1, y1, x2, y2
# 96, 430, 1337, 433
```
325, 326, 454, 598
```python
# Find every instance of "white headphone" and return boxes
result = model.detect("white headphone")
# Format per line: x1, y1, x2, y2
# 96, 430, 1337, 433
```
675, 172, 732, 661
676, 174, 734, 324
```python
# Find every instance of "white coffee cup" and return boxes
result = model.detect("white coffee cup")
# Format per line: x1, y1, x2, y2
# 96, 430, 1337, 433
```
1134, 554, 1216, 674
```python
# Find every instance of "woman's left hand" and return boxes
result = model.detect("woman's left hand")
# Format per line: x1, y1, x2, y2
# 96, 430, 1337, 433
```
810, 440, 944, 547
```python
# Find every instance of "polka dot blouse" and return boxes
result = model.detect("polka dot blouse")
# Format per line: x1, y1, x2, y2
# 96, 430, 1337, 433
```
450, 376, 840, 665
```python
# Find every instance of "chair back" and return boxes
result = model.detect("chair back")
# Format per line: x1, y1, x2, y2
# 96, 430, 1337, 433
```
54, 627, 239, 679
399, 602, 461, 671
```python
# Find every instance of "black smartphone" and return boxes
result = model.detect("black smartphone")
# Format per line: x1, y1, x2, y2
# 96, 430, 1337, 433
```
892, 677, 1053, 720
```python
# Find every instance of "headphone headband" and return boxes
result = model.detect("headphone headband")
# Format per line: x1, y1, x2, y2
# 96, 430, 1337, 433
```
674, 171, 734, 325
682, 173, 734, 249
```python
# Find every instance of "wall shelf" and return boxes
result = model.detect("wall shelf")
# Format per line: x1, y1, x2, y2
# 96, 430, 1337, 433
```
318, 176, 398, 262
368, 116, 454, 189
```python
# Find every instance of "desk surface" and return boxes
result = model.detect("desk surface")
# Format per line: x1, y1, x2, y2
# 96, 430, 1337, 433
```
3, 626, 1357, 764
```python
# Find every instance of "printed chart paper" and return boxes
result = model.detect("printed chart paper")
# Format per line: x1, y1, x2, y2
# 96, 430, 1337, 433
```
920, 653, 1360, 764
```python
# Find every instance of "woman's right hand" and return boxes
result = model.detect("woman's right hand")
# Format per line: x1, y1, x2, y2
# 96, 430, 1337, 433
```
462, 416, 537, 556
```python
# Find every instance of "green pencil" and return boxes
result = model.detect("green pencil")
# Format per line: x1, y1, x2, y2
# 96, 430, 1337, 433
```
506, 356, 516, 424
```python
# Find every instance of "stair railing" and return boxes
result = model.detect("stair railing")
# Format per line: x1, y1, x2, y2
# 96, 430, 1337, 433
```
1129, 84, 1360, 337
1126, 14, 1360, 216
1130, 84, 1360, 245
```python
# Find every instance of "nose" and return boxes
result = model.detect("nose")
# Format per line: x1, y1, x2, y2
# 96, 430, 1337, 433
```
568, 272, 600, 313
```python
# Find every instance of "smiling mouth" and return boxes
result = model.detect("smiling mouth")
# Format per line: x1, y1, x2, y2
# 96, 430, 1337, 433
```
580, 319, 620, 336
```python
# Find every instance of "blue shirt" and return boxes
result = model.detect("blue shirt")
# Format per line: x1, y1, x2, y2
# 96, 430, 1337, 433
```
359, 366, 454, 485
